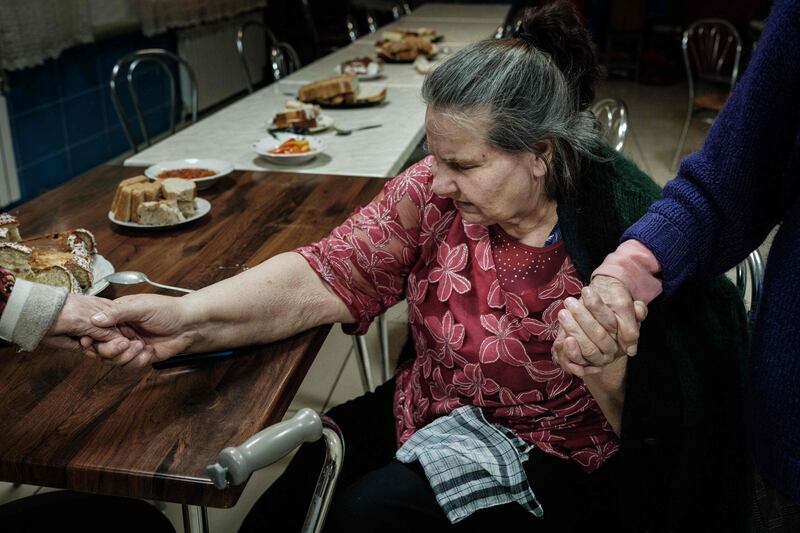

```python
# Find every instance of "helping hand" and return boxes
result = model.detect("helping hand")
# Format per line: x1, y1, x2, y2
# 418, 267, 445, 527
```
84, 294, 198, 368
552, 275, 648, 377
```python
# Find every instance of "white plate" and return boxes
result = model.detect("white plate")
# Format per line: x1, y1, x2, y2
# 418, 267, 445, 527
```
334, 64, 384, 81
144, 159, 234, 190
108, 198, 211, 228
88, 254, 114, 295
252, 134, 325, 165
267, 114, 334, 134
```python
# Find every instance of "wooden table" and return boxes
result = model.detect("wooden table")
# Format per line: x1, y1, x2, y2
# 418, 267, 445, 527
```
0, 166, 383, 511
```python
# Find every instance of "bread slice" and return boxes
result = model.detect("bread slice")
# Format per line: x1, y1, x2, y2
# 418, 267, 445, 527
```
177, 200, 196, 218
356, 86, 387, 103
274, 101, 321, 128
111, 175, 148, 221
30, 265, 81, 293
298, 75, 359, 103
137, 200, 185, 225
129, 182, 162, 223
0, 213, 22, 242
161, 178, 196, 202
0, 242, 32, 277
29, 249, 93, 290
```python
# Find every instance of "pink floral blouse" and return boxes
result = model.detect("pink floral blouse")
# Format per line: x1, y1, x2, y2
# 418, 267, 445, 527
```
297, 157, 618, 472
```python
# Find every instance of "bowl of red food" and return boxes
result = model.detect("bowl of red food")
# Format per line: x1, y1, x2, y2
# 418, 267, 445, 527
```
145, 158, 234, 190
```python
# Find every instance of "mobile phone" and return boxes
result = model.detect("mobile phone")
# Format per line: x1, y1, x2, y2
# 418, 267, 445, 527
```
152, 350, 236, 369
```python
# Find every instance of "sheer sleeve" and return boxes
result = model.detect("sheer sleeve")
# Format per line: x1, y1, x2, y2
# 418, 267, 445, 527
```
297, 157, 440, 334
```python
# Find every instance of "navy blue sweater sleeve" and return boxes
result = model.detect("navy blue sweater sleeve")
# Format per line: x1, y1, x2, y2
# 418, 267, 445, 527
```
622, 0, 800, 295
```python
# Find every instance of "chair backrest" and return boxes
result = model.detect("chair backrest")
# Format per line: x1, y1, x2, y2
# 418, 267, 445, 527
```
269, 42, 302, 81
237, 20, 278, 94
735, 249, 765, 321
346, 15, 360, 43
366, 12, 378, 33
682, 19, 742, 91
109, 48, 198, 153
591, 98, 629, 152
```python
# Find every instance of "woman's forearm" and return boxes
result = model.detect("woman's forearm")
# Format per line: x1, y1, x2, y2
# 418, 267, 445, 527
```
582, 357, 627, 435
178, 252, 355, 353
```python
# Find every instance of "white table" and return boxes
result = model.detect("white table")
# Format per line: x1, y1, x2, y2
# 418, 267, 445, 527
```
125, 4, 511, 178
408, 3, 511, 21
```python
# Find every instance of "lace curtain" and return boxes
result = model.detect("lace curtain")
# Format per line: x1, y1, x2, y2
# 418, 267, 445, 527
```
138, 0, 268, 37
0, 0, 94, 70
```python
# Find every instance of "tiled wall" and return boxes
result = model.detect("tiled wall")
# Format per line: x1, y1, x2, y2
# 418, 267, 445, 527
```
5, 31, 178, 204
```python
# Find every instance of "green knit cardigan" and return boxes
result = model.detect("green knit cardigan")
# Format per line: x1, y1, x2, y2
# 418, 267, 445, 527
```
558, 150, 751, 532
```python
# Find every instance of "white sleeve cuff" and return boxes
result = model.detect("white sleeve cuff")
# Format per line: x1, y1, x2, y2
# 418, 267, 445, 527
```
0, 278, 34, 342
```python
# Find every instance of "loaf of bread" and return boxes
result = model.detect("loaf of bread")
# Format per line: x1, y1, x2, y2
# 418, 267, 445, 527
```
137, 200, 185, 225
21, 229, 97, 258
0, 216, 99, 294
298, 75, 359, 103
376, 35, 433, 61
110, 175, 148, 222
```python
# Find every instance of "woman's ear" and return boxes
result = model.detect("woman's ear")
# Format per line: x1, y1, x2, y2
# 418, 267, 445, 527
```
529, 140, 552, 179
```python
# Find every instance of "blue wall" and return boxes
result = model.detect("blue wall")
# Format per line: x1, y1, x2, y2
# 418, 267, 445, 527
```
6, 31, 178, 205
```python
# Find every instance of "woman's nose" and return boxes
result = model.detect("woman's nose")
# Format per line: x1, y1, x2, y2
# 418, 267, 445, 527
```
431, 166, 458, 198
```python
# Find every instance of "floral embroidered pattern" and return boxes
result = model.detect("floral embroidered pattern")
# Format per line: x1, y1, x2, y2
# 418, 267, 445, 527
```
428, 242, 471, 301
297, 157, 618, 474
539, 256, 583, 300
521, 299, 564, 342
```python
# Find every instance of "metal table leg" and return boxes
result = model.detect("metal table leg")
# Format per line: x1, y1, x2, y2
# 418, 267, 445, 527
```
182, 504, 210, 533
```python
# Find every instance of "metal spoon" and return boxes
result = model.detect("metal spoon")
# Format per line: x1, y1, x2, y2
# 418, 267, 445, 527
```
103, 271, 194, 293
334, 124, 382, 136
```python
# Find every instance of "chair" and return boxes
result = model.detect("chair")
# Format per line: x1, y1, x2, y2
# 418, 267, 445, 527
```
366, 12, 379, 33
672, 19, 742, 170
236, 20, 277, 93
237, 21, 302, 89
591, 98, 629, 152
346, 15, 360, 43
207, 408, 344, 533
110, 49, 198, 153
735, 249, 764, 322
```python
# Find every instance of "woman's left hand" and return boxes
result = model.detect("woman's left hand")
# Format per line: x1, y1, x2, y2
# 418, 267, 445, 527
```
552, 282, 647, 376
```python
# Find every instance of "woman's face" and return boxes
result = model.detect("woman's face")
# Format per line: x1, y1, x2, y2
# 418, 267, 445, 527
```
425, 109, 551, 228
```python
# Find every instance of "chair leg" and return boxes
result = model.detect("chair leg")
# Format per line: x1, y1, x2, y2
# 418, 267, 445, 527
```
378, 314, 391, 382
672, 103, 694, 170
352, 336, 374, 392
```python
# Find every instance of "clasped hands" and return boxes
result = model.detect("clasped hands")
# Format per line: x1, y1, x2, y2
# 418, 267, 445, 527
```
45, 293, 192, 368
551, 275, 648, 377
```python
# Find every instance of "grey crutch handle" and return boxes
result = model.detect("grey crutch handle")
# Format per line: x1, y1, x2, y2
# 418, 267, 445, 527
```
206, 408, 323, 489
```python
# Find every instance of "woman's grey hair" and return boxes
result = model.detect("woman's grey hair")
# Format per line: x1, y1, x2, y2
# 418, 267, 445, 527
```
421, 39, 603, 200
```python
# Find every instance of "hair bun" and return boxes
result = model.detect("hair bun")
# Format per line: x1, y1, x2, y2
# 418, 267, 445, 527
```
516, 1, 600, 110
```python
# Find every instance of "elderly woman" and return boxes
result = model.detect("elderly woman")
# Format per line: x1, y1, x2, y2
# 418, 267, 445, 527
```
87, 3, 749, 532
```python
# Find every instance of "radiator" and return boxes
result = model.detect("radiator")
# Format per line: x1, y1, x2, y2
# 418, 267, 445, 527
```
0, 95, 21, 207
178, 12, 267, 112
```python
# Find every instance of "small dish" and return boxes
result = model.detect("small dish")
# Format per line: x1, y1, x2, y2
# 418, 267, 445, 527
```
252, 134, 325, 165
108, 198, 211, 228
145, 159, 234, 190
87, 254, 114, 296
267, 114, 334, 134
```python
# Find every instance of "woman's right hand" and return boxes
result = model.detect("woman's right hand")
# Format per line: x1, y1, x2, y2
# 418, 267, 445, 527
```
84, 294, 200, 368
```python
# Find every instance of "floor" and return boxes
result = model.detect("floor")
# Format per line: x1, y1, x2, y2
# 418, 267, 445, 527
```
0, 77, 771, 531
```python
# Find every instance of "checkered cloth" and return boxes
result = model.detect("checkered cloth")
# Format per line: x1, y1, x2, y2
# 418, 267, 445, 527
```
395, 405, 543, 523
